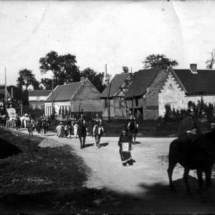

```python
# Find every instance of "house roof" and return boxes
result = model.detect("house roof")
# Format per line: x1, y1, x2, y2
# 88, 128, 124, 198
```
125, 68, 161, 98
0, 89, 10, 99
173, 69, 215, 95
101, 73, 130, 97
28, 90, 52, 97
46, 82, 82, 102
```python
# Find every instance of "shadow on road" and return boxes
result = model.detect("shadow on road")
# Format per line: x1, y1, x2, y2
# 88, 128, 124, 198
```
1, 176, 215, 214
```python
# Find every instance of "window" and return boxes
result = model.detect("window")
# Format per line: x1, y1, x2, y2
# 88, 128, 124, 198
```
135, 98, 139, 107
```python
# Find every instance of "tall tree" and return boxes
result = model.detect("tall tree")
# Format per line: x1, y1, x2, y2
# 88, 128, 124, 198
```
41, 78, 53, 90
81, 68, 105, 92
206, 49, 215, 69
17, 69, 39, 90
39, 51, 80, 86
143, 54, 178, 69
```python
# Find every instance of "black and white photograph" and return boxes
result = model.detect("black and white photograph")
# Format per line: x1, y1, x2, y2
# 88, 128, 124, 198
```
1, 0, 215, 213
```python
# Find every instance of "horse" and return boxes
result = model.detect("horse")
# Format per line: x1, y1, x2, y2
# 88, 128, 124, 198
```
167, 129, 215, 193
94, 125, 104, 148
77, 123, 87, 149
127, 120, 138, 144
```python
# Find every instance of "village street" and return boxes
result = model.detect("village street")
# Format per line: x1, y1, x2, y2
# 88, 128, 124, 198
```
19, 129, 215, 213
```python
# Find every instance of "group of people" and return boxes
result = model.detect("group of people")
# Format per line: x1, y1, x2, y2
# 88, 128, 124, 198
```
56, 113, 105, 139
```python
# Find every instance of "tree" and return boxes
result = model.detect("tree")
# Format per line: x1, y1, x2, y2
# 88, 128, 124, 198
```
206, 49, 215, 69
41, 78, 53, 90
143, 54, 178, 69
17, 69, 39, 90
81, 68, 105, 92
122, 66, 129, 73
39, 51, 80, 86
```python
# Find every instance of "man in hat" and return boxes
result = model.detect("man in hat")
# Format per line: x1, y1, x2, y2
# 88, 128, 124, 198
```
178, 103, 202, 165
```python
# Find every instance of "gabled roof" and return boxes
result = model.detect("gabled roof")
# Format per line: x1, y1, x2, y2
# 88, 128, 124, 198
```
173, 69, 215, 95
0, 89, 10, 99
101, 73, 130, 98
46, 82, 82, 102
29, 90, 52, 97
125, 68, 161, 98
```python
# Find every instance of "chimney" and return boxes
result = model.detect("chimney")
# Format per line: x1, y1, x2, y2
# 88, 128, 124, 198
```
190, 64, 197, 74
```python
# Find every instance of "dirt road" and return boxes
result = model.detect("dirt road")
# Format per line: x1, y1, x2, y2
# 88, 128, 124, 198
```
22, 130, 215, 213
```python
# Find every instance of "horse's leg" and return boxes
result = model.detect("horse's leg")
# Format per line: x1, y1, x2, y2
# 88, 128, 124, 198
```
205, 168, 212, 189
183, 167, 191, 194
197, 169, 204, 192
167, 158, 177, 192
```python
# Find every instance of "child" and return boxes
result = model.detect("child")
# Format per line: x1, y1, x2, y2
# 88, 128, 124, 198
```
118, 130, 134, 166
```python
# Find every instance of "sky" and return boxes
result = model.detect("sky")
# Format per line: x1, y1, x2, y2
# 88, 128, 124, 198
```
1, 0, 215, 86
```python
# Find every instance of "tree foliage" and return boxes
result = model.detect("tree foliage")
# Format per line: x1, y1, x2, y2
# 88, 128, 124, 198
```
17, 69, 39, 90
143, 54, 178, 69
41, 78, 53, 90
39, 51, 80, 86
81, 68, 105, 92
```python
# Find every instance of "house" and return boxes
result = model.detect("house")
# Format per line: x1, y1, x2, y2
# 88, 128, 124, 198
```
101, 73, 133, 118
0, 88, 11, 106
125, 68, 168, 120
28, 90, 52, 110
44, 78, 102, 118
159, 64, 215, 117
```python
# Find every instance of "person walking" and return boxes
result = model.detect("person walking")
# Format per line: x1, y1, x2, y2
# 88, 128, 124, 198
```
118, 130, 135, 166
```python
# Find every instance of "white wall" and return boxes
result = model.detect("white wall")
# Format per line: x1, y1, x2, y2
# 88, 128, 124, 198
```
159, 73, 215, 117
158, 73, 186, 117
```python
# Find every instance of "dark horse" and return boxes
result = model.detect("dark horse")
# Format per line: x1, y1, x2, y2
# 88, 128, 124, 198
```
127, 120, 138, 144
77, 123, 87, 149
167, 129, 215, 193
94, 125, 103, 148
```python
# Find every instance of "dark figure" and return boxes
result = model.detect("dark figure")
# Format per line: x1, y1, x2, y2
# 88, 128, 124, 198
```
77, 114, 87, 149
167, 128, 215, 193
118, 130, 134, 166
177, 107, 202, 166
127, 114, 138, 144
15, 116, 21, 130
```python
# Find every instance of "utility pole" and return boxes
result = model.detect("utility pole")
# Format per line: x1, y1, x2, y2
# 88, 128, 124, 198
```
5, 68, 7, 104
105, 64, 111, 121
51, 78, 54, 117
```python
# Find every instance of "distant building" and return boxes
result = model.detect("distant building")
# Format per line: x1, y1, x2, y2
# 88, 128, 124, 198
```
159, 64, 215, 117
0, 88, 11, 106
44, 78, 102, 118
101, 73, 133, 118
125, 68, 168, 120
28, 90, 52, 110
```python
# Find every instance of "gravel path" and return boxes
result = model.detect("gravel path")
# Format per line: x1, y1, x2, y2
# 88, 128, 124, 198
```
20, 129, 215, 213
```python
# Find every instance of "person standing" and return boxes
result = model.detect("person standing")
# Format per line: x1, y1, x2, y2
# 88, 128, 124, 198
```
92, 114, 104, 137
118, 130, 134, 166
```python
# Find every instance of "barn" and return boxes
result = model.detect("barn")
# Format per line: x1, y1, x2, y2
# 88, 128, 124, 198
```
101, 73, 133, 119
44, 78, 102, 119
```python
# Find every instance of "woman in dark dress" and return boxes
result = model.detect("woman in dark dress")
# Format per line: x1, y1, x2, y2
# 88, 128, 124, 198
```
118, 130, 134, 166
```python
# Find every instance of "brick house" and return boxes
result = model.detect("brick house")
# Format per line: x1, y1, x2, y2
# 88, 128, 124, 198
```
125, 68, 168, 120
44, 78, 102, 118
28, 90, 52, 110
159, 64, 215, 117
101, 73, 133, 118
